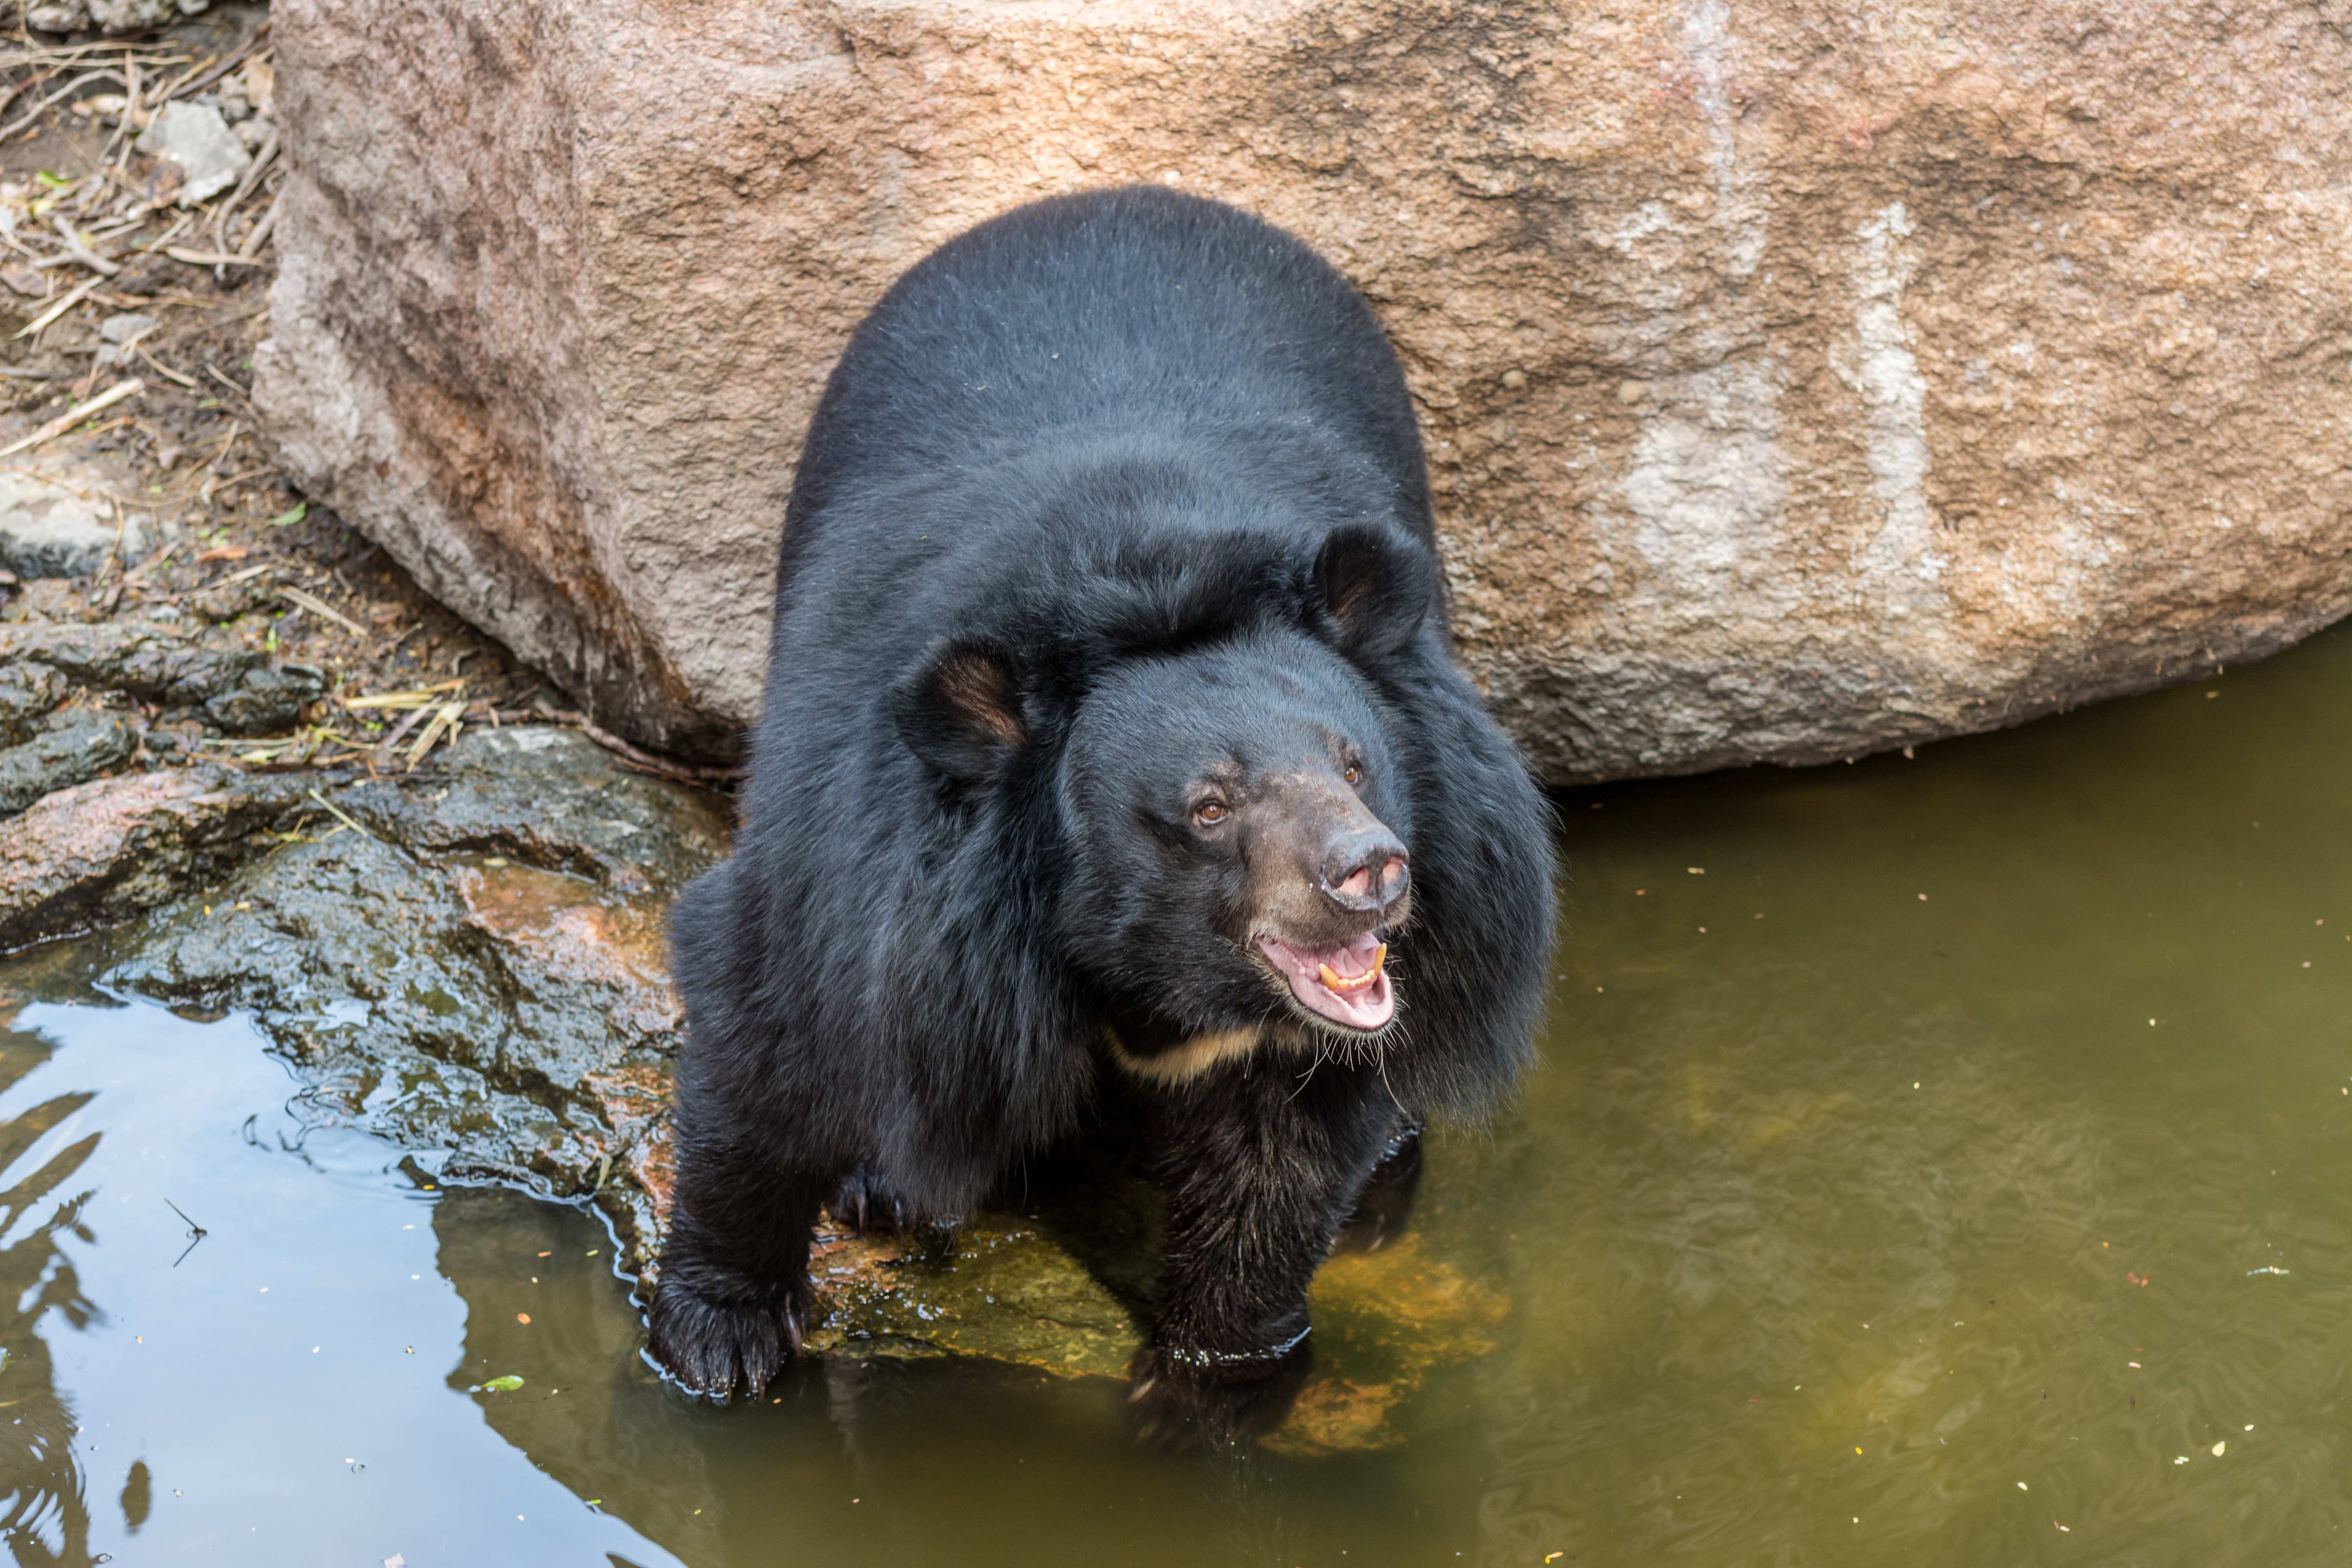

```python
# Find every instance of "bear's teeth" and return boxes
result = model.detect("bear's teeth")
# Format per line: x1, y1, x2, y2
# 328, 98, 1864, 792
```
1316, 944, 1387, 994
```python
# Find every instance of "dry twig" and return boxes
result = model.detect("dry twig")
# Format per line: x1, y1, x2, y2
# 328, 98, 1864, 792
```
211, 125, 276, 247
132, 210, 195, 255
0, 377, 141, 458
165, 246, 268, 270
0, 68, 122, 142
123, 535, 180, 581
366, 702, 435, 768
277, 583, 367, 637
135, 345, 199, 388
537, 708, 741, 786
304, 787, 377, 840
159, 26, 269, 105
405, 700, 465, 770
236, 190, 279, 258
13, 272, 103, 338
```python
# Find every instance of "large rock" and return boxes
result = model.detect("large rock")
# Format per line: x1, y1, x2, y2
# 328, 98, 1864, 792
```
255, 0, 2352, 779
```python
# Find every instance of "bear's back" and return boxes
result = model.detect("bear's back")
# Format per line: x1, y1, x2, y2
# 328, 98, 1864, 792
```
778, 187, 1433, 587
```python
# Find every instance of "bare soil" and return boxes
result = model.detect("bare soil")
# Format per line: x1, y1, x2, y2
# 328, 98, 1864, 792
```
0, 4, 602, 780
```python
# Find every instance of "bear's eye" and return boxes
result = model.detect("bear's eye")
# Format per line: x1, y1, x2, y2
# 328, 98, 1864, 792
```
1343, 763, 1363, 787
1193, 800, 1229, 828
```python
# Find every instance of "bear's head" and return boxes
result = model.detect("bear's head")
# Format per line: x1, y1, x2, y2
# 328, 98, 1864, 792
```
889, 524, 1432, 1052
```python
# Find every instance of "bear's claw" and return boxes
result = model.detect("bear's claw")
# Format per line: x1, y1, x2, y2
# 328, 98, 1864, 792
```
645, 1273, 807, 1401
1126, 1341, 1312, 1450
827, 1166, 917, 1234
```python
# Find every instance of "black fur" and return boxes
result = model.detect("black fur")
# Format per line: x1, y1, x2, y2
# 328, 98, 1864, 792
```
652, 187, 1556, 1421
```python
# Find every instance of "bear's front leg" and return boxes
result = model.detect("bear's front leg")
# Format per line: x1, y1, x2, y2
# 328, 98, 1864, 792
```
1133, 1056, 1400, 1445
646, 1131, 831, 1401
1334, 1113, 1425, 1255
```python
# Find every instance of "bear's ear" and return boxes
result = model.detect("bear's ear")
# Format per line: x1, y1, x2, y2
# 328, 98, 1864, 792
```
1314, 524, 1433, 662
890, 637, 1029, 783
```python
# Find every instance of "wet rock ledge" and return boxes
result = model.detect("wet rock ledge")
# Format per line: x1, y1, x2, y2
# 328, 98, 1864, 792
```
0, 722, 722, 1261
0, 632, 1504, 1453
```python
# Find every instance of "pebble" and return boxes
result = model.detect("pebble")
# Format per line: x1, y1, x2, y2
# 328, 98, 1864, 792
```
134, 102, 251, 207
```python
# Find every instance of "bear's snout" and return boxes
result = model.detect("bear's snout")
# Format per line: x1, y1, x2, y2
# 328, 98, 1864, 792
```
1319, 829, 1409, 916
1242, 774, 1413, 949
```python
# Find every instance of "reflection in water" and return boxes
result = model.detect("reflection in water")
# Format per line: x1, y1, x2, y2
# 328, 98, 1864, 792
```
1, 623, 2351, 1564
0, 971, 676, 1568
0, 958, 100, 1568
433, 1185, 1481, 1567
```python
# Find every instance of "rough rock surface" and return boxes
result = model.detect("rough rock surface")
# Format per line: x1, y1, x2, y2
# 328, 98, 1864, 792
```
0, 709, 136, 817
99, 728, 720, 1258
258, 0, 2352, 779
0, 597, 345, 940
0, 620, 323, 735
0, 764, 301, 945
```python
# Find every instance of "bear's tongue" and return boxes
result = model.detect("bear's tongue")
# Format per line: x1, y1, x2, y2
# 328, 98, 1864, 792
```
1255, 931, 1394, 1031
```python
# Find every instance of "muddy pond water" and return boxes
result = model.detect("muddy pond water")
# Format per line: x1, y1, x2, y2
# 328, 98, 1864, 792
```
6, 624, 2352, 1566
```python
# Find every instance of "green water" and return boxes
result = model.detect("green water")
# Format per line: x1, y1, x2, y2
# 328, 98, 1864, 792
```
5, 624, 2352, 1564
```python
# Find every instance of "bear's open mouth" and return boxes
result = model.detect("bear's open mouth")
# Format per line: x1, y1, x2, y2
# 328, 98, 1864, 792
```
1254, 931, 1394, 1032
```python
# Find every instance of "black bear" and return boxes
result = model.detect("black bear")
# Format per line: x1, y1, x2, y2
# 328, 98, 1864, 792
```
649, 186, 1556, 1425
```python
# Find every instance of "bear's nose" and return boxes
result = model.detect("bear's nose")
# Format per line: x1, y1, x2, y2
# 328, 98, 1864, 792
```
1320, 829, 1409, 914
